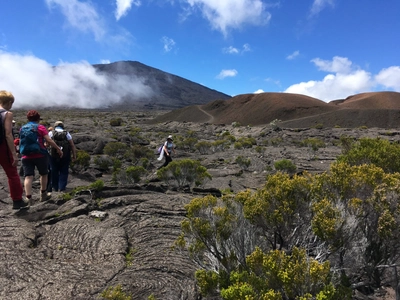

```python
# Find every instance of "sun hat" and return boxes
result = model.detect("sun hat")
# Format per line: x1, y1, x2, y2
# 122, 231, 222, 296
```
54, 121, 64, 128
167, 135, 173, 141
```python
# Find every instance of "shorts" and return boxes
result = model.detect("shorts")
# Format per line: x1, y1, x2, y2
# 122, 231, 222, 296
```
22, 156, 48, 177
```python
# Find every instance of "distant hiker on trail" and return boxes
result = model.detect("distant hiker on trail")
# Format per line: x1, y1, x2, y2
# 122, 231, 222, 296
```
49, 120, 77, 192
157, 135, 176, 169
20, 110, 63, 203
0, 90, 28, 210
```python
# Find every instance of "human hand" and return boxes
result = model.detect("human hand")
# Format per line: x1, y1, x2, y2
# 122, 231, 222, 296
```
12, 154, 18, 167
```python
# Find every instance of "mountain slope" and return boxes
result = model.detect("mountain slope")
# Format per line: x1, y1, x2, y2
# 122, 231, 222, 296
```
150, 91, 400, 128
93, 61, 231, 110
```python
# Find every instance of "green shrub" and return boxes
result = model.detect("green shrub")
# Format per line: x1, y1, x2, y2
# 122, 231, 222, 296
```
255, 145, 264, 153
313, 123, 323, 129
233, 141, 243, 149
220, 131, 236, 143
139, 157, 149, 169
125, 144, 153, 162
269, 137, 283, 146
236, 137, 256, 148
128, 127, 141, 136
126, 166, 146, 183
104, 142, 129, 158
101, 284, 132, 300
180, 137, 198, 152
212, 140, 229, 152
157, 159, 212, 188
300, 137, 326, 151
337, 137, 400, 173
112, 158, 122, 172
339, 135, 355, 153
195, 141, 213, 155
113, 166, 147, 184
274, 159, 297, 173
109, 118, 123, 126
94, 155, 113, 171
89, 179, 104, 191
235, 156, 251, 171
70, 150, 90, 172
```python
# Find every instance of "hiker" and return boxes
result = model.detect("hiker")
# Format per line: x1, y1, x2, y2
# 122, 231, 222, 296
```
157, 135, 176, 169
20, 110, 63, 202
0, 90, 28, 209
12, 119, 19, 138
48, 120, 77, 192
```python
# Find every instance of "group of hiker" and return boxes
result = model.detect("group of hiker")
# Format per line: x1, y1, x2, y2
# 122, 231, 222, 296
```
1, 90, 177, 211
0, 90, 77, 210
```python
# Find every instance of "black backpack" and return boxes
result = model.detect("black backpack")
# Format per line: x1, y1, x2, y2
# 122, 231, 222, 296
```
0, 109, 6, 144
51, 130, 70, 158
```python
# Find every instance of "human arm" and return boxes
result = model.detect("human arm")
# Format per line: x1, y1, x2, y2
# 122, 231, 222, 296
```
4, 112, 18, 166
163, 142, 169, 156
43, 135, 63, 158
68, 139, 77, 161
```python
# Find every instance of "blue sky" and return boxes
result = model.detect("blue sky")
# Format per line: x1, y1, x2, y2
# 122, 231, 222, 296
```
1, 0, 400, 109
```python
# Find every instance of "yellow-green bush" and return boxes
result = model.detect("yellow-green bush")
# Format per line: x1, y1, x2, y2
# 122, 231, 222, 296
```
178, 162, 400, 297
337, 137, 400, 173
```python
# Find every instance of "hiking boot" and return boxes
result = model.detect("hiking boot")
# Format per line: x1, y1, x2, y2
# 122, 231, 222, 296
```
12, 199, 29, 210
40, 191, 51, 202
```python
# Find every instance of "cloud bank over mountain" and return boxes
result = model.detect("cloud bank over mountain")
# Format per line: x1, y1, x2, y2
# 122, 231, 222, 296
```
0, 52, 153, 109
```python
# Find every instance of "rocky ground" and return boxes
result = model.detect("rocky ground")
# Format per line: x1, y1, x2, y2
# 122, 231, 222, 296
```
1, 109, 399, 299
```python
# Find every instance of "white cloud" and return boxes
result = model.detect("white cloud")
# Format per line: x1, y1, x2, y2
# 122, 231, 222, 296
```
182, 0, 271, 36
375, 66, 400, 91
100, 59, 111, 64
284, 56, 378, 101
45, 0, 106, 41
286, 50, 300, 60
223, 44, 251, 54
254, 89, 264, 94
309, 0, 335, 17
223, 46, 239, 54
216, 69, 238, 79
161, 36, 176, 53
115, 0, 141, 21
242, 43, 251, 52
311, 56, 352, 73
0, 51, 153, 109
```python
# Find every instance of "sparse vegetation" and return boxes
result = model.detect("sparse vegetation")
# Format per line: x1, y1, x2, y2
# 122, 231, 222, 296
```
157, 159, 212, 188
109, 118, 123, 126
70, 149, 91, 172
337, 137, 400, 173
177, 162, 400, 299
7, 107, 400, 299
274, 158, 297, 173
195, 140, 213, 154
101, 285, 132, 300
104, 141, 129, 158
235, 156, 251, 171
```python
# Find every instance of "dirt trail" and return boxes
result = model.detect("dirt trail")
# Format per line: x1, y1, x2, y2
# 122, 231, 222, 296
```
196, 105, 215, 123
